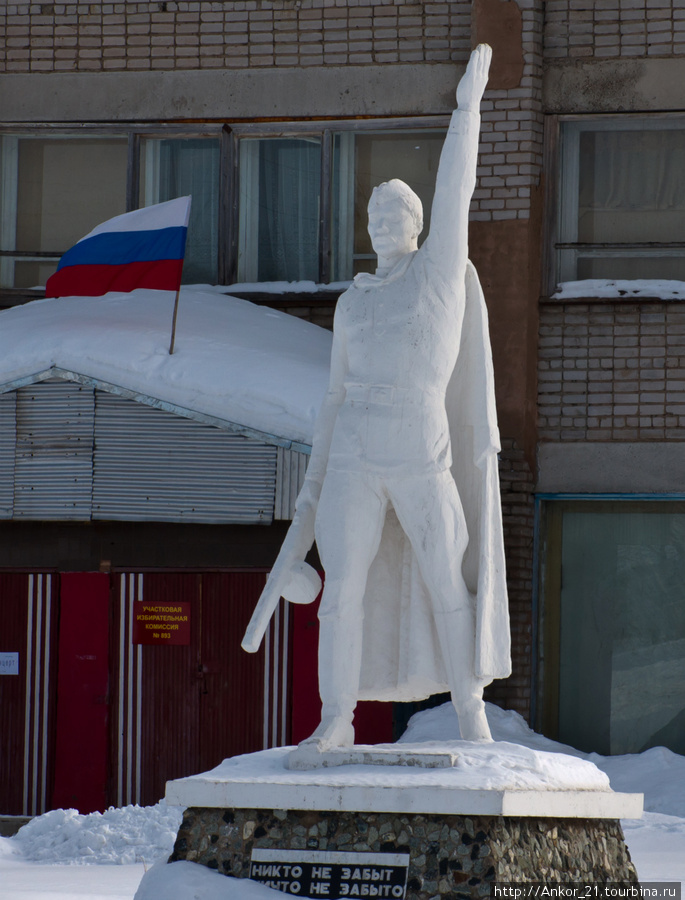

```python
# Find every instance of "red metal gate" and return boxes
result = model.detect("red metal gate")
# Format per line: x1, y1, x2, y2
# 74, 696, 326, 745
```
1, 569, 393, 817
0, 573, 59, 816
52, 573, 110, 814
2, 569, 293, 816
110, 570, 288, 808
200, 572, 288, 771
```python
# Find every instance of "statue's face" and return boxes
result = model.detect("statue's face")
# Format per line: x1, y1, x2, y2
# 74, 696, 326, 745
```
367, 199, 418, 262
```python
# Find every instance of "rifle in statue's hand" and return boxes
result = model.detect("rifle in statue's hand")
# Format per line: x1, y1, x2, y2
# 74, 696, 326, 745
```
241, 501, 322, 653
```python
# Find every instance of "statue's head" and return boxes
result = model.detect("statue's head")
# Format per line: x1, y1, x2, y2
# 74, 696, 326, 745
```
367, 179, 423, 263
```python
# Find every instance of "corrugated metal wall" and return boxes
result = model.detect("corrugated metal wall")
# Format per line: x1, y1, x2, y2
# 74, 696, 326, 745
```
93, 392, 276, 523
274, 446, 308, 520
0, 381, 283, 524
14, 383, 94, 520
0, 392, 15, 517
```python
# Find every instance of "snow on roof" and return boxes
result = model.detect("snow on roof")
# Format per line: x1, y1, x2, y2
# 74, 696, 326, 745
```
0, 288, 333, 448
225, 280, 351, 294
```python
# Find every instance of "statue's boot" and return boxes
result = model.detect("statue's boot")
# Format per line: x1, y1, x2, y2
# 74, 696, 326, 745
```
455, 696, 491, 742
435, 605, 493, 743
287, 712, 355, 769
298, 714, 355, 752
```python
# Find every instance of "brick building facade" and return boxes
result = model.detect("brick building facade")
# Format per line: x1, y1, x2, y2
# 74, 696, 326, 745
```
0, 1, 471, 71
1, 0, 684, 785
539, 301, 685, 443
545, 0, 685, 59
538, 1, 685, 757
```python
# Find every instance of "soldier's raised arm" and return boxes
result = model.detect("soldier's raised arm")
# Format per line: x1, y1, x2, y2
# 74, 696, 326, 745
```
423, 44, 491, 281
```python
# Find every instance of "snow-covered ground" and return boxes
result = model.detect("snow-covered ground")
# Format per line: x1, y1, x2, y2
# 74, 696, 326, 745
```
1, 703, 683, 898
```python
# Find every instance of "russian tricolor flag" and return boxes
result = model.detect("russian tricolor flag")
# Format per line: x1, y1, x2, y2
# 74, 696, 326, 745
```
45, 196, 192, 299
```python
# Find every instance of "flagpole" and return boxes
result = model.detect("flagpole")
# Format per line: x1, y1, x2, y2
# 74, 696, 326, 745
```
169, 285, 181, 355
168, 196, 191, 355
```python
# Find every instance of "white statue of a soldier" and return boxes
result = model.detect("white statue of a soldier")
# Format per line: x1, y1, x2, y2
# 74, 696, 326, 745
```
243, 44, 511, 755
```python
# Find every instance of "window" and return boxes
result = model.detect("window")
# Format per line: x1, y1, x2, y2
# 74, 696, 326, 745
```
233, 123, 446, 284
339, 130, 444, 278
557, 118, 685, 283
0, 119, 446, 298
238, 137, 322, 283
0, 131, 221, 293
0, 135, 128, 290
538, 499, 685, 756
140, 138, 220, 285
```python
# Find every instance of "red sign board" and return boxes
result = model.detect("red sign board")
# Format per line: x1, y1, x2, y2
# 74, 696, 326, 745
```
132, 601, 191, 645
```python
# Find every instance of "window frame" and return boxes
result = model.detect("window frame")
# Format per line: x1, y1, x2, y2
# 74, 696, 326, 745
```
552, 113, 685, 290
0, 116, 450, 304
0, 129, 135, 293
0, 123, 226, 301
536, 494, 685, 755
224, 116, 450, 286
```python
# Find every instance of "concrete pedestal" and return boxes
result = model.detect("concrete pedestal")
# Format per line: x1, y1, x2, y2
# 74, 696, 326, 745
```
165, 744, 643, 898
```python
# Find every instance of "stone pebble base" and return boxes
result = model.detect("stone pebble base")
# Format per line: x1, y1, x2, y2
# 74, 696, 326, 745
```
169, 807, 639, 898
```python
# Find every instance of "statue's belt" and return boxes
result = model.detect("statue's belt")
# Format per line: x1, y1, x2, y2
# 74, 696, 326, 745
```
344, 383, 443, 406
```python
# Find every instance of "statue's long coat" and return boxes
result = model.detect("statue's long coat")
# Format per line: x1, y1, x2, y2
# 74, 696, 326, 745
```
356, 261, 511, 701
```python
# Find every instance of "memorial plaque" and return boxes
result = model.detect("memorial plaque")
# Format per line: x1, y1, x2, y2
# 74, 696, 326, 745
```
249, 849, 410, 899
